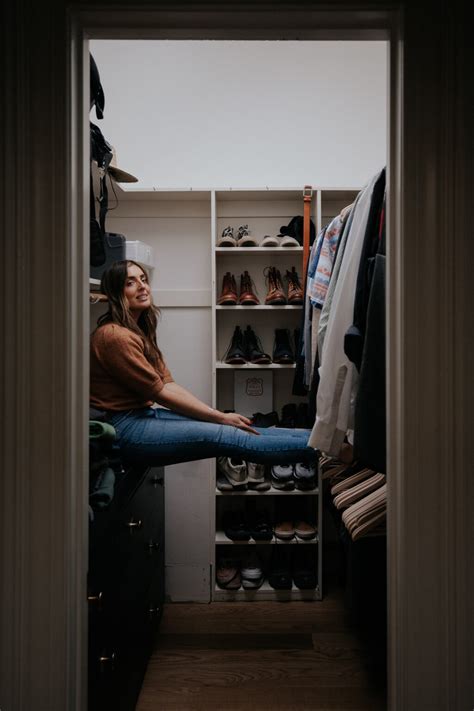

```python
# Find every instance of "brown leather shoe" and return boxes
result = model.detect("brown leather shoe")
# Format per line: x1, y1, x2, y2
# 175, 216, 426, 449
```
285, 267, 304, 305
264, 266, 287, 305
217, 272, 238, 305
238, 271, 260, 305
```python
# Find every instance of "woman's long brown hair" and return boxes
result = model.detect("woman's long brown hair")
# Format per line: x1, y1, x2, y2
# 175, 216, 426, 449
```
97, 260, 164, 366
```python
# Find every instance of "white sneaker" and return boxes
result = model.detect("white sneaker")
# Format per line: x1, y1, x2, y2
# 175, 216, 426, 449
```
241, 551, 263, 581
217, 456, 248, 486
247, 461, 265, 484
217, 226, 237, 247
236, 224, 258, 247
279, 234, 300, 247
261, 234, 280, 247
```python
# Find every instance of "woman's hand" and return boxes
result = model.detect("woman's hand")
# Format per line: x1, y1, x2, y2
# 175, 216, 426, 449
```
220, 411, 260, 435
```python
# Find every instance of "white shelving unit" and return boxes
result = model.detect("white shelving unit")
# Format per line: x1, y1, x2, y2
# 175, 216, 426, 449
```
210, 186, 359, 602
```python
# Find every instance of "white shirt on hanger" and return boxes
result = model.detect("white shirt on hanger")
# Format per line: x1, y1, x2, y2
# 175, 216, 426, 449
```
309, 170, 381, 456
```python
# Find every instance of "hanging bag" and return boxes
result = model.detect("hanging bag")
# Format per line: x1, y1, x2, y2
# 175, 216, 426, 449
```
89, 122, 127, 278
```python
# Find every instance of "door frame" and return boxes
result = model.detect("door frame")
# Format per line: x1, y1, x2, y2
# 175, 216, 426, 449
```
73, 2, 400, 699
2, 3, 472, 710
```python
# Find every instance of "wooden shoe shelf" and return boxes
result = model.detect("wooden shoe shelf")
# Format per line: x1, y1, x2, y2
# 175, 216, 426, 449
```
212, 187, 359, 602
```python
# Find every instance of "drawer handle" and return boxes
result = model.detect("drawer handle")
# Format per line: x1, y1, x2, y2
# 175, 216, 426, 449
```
99, 652, 116, 670
126, 518, 142, 530
87, 591, 103, 604
150, 475, 163, 488
148, 606, 161, 616
148, 540, 160, 552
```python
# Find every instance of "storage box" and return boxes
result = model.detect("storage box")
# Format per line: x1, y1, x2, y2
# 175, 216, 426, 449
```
125, 240, 155, 269
90, 232, 126, 280
234, 370, 273, 417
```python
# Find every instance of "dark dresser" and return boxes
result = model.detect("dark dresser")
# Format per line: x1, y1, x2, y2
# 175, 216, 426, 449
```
88, 464, 165, 711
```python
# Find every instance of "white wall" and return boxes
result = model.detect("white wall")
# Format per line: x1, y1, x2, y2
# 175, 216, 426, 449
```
90, 40, 387, 189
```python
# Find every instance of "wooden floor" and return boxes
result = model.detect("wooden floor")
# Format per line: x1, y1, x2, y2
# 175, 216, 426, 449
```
136, 590, 387, 711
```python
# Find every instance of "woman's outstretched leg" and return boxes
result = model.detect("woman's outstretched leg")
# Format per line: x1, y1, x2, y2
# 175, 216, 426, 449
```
109, 407, 317, 467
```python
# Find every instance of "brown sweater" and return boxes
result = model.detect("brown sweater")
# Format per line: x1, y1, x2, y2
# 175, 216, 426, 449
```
90, 323, 174, 411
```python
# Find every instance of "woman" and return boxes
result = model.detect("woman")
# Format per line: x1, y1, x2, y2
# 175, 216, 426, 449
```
90, 260, 317, 467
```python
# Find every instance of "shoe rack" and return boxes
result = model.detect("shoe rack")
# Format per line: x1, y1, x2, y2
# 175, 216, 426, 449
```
210, 188, 359, 602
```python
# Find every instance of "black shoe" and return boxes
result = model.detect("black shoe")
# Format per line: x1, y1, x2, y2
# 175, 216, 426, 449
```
273, 328, 294, 364
268, 546, 292, 590
251, 411, 280, 428
292, 548, 317, 590
295, 403, 310, 428
249, 515, 273, 541
279, 402, 297, 428
224, 325, 247, 364
223, 511, 251, 541
243, 325, 272, 364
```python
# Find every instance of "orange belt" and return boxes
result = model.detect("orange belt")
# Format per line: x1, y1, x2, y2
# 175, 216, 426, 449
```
303, 185, 313, 285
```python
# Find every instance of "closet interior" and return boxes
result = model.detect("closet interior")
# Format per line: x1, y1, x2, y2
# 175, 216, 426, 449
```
88, 39, 388, 710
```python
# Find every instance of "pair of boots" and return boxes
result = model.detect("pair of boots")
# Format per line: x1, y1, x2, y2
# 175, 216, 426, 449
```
224, 325, 271, 365
224, 326, 295, 365
218, 271, 259, 305
264, 266, 303, 305
279, 402, 312, 428
217, 267, 303, 306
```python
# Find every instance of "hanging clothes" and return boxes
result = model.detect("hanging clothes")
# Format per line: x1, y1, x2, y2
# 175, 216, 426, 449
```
353, 201, 386, 472
303, 228, 326, 387
308, 214, 345, 309
307, 205, 355, 412
317, 192, 361, 362
309, 169, 385, 456
344, 171, 386, 370
292, 227, 325, 396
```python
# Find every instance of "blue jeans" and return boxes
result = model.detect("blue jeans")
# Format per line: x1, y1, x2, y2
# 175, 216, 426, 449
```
106, 407, 317, 467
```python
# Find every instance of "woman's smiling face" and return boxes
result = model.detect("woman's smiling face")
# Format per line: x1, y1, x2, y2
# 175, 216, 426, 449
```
124, 263, 151, 316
